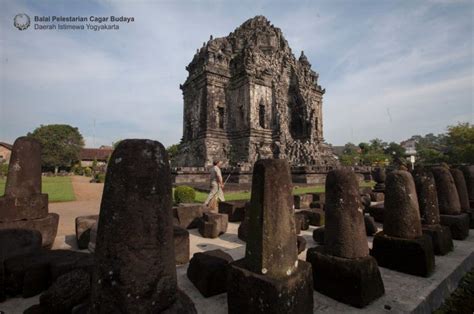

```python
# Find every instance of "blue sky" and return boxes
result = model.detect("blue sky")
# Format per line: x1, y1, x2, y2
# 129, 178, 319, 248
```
0, 0, 472, 148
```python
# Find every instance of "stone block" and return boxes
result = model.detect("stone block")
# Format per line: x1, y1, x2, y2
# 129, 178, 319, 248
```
198, 213, 228, 238
293, 194, 313, 209
227, 259, 313, 314
161, 289, 197, 314
173, 203, 204, 229
364, 215, 377, 236
371, 232, 435, 277
360, 194, 371, 211
4, 252, 50, 297
309, 201, 324, 210
372, 184, 385, 193
300, 209, 324, 226
306, 247, 384, 308
294, 216, 301, 235
3, 249, 93, 298
75, 215, 99, 250
368, 204, 384, 223
422, 224, 453, 255
218, 201, 246, 222
467, 209, 474, 229
312, 227, 325, 244
174, 226, 190, 265
0, 194, 48, 222
0, 229, 42, 260
48, 250, 94, 281
0, 213, 59, 248
370, 192, 384, 202
439, 213, 470, 240
186, 249, 233, 297
39, 269, 90, 313
295, 211, 309, 231
311, 193, 325, 203
297, 236, 306, 254
237, 219, 248, 242
88, 222, 98, 253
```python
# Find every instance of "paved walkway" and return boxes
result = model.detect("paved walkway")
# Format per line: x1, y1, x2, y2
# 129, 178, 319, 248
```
50, 176, 102, 238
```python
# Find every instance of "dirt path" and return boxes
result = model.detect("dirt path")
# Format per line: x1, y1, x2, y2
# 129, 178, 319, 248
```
70, 175, 104, 201
50, 176, 103, 238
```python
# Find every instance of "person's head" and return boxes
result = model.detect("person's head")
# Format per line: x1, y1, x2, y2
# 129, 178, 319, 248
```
213, 160, 223, 168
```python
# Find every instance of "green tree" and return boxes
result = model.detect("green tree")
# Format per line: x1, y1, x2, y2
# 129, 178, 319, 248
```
28, 124, 84, 172
369, 138, 387, 152
339, 143, 361, 166
358, 139, 388, 166
444, 122, 474, 164
412, 132, 447, 165
166, 144, 180, 161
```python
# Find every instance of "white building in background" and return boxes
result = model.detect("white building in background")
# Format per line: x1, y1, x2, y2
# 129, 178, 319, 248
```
400, 139, 417, 156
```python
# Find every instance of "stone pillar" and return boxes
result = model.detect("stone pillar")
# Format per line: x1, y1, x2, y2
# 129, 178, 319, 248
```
432, 166, 470, 240
306, 168, 384, 308
413, 168, 440, 225
461, 165, 474, 205
227, 159, 313, 313
324, 169, 369, 258
5, 137, 42, 197
383, 170, 422, 239
413, 168, 453, 255
432, 166, 461, 214
245, 159, 297, 277
90, 139, 196, 313
451, 168, 473, 229
451, 168, 470, 211
371, 170, 435, 277
0, 137, 58, 248
371, 167, 386, 193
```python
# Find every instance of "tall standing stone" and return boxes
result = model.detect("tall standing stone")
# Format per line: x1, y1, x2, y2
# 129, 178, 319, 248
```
5, 137, 42, 197
432, 166, 470, 240
0, 137, 58, 248
461, 165, 474, 206
90, 139, 196, 313
413, 168, 440, 225
451, 168, 473, 228
432, 166, 461, 215
306, 168, 384, 308
371, 170, 435, 277
383, 170, 422, 239
451, 168, 470, 211
227, 159, 313, 314
413, 168, 453, 255
324, 169, 369, 258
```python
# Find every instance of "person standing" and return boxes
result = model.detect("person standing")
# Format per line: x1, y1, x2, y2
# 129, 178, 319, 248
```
204, 160, 225, 212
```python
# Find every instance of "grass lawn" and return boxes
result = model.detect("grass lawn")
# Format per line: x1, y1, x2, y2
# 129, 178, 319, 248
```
0, 176, 75, 202
193, 181, 375, 203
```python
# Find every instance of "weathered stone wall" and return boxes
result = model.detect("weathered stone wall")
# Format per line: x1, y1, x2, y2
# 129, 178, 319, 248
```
175, 15, 338, 168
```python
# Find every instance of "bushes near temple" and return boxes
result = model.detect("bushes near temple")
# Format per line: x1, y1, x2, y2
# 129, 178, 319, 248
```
174, 186, 196, 204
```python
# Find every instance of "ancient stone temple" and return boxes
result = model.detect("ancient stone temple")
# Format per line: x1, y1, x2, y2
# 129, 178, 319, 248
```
174, 16, 337, 168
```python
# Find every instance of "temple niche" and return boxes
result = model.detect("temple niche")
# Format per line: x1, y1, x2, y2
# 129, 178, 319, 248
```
174, 15, 337, 168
